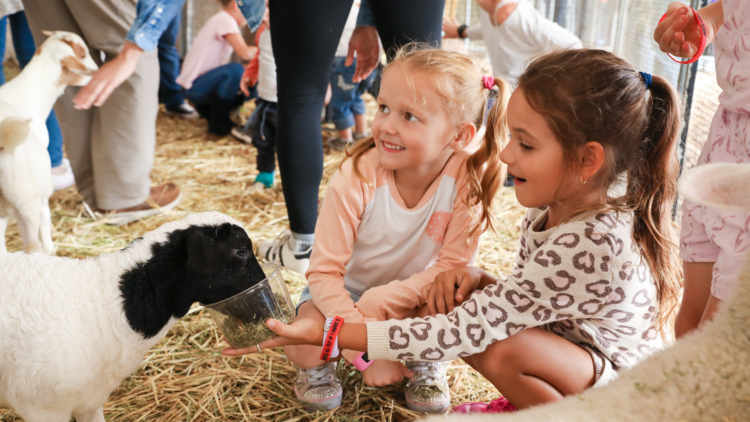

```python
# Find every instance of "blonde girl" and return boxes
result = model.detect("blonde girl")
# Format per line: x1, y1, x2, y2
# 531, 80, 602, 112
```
228, 47, 684, 413
228, 45, 509, 414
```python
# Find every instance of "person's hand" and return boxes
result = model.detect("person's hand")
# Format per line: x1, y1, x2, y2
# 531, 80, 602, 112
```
346, 25, 379, 83
422, 267, 486, 316
74, 41, 142, 109
362, 359, 413, 387
222, 317, 325, 355
240, 73, 253, 96
653, 2, 714, 59
442, 17, 461, 39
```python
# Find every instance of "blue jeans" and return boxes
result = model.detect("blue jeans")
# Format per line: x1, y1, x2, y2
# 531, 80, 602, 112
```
157, 13, 185, 111
0, 11, 64, 167
185, 63, 256, 135
329, 57, 375, 131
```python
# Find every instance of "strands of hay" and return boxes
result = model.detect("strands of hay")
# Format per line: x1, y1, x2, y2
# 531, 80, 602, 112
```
0, 95, 526, 421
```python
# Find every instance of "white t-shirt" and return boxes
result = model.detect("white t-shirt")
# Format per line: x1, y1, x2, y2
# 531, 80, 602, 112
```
466, 0, 582, 88
256, 29, 277, 102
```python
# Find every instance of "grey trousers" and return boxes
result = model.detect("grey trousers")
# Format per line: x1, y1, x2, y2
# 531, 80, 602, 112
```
23, 0, 159, 209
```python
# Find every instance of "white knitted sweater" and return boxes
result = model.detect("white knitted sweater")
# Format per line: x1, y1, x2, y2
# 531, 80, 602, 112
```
366, 208, 664, 370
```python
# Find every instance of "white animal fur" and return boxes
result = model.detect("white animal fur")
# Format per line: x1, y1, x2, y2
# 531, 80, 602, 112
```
0, 212, 250, 422
428, 163, 750, 421
0, 31, 98, 254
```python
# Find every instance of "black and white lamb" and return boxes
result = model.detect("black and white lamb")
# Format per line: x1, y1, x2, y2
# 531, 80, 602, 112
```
0, 212, 267, 422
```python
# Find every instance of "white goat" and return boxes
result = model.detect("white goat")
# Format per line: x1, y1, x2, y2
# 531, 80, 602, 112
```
0, 212, 268, 422
429, 162, 750, 421
0, 30, 98, 254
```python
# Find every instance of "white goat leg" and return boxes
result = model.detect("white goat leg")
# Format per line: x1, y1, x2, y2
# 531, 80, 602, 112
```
39, 200, 54, 254
0, 216, 7, 253
13, 203, 43, 253
73, 407, 105, 422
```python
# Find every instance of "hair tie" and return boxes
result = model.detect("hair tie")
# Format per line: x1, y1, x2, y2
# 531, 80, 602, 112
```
639, 72, 653, 89
483, 75, 494, 90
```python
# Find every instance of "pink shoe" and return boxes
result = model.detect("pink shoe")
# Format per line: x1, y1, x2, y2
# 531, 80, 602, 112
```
452, 397, 518, 413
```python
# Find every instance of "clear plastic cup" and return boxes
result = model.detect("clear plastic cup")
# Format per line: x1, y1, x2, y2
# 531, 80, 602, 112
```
203, 261, 295, 349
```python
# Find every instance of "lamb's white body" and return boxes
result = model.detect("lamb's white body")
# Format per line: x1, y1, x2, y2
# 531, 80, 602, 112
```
0, 212, 248, 422
429, 163, 750, 421
0, 31, 97, 254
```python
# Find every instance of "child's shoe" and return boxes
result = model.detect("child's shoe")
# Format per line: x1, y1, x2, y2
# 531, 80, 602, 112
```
353, 132, 368, 141
326, 136, 353, 152
52, 158, 75, 191
231, 126, 253, 144
404, 361, 451, 414
294, 362, 343, 412
257, 230, 312, 275
452, 396, 518, 413
165, 102, 199, 119
249, 171, 275, 192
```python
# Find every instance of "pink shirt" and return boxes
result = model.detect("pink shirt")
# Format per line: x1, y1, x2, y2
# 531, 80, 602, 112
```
176, 11, 241, 90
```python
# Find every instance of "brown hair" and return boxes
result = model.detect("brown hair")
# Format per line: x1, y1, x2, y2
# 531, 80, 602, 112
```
219, 0, 233, 6
343, 44, 510, 238
517, 49, 682, 336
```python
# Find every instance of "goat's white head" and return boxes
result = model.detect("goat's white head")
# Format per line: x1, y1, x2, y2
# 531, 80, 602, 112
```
39, 30, 98, 87
679, 163, 750, 212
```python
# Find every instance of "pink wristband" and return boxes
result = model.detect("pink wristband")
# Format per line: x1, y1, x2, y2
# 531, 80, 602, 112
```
352, 352, 373, 371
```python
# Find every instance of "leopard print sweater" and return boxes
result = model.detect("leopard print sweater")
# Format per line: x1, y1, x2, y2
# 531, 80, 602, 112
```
365, 207, 664, 370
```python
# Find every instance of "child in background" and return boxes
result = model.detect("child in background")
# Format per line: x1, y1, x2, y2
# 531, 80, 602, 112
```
233, 46, 510, 413
234, 15, 277, 191
176, 0, 257, 139
228, 48, 684, 413
654, 0, 750, 337
443, 0, 582, 88
325, 1, 378, 151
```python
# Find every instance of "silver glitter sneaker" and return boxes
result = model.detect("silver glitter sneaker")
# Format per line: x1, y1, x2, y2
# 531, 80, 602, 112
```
294, 362, 343, 412
404, 361, 450, 414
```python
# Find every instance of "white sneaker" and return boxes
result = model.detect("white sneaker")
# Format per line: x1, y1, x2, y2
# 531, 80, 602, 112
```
52, 158, 75, 191
257, 230, 312, 275
404, 361, 451, 414
294, 362, 343, 412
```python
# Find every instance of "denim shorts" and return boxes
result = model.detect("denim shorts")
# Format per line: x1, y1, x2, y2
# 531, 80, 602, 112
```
329, 56, 376, 131
296, 285, 362, 316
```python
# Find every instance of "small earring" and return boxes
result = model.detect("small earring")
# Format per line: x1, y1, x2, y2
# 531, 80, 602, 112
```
580, 176, 587, 184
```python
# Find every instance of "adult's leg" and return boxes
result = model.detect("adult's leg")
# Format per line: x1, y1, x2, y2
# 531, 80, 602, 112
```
462, 327, 595, 409
157, 13, 185, 111
64, 0, 158, 210
269, 0, 353, 236
24, 0, 98, 204
368, 0, 445, 59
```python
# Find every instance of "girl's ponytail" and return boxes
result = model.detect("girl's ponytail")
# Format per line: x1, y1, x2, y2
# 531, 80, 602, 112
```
627, 75, 682, 333
465, 78, 510, 239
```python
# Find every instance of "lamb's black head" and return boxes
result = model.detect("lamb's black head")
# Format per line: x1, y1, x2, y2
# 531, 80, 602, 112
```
184, 222, 266, 305
120, 221, 266, 338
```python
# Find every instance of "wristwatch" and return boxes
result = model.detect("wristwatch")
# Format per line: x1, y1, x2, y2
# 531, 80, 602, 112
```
457, 24, 468, 39
352, 352, 373, 371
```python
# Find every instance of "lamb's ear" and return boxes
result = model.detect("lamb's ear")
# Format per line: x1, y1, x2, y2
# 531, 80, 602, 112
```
184, 229, 226, 276
679, 163, 750, 211
42, 30, 55, 37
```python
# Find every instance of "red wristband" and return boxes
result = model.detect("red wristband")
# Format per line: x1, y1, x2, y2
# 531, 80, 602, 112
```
659, 6, 708, 65
320, 316, 344, 361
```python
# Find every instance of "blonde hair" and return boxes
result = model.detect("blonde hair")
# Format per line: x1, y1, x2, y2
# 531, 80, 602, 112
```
343, 43, 510, 238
